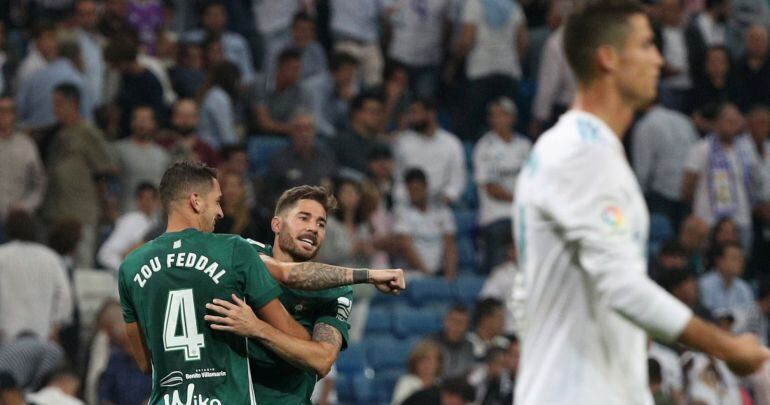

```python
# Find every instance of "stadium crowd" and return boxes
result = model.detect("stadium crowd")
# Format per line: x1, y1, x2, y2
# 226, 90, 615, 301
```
1, 0, 770, 403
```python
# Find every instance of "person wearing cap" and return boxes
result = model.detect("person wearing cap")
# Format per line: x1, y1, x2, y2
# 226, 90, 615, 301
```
472, 97, 531, 273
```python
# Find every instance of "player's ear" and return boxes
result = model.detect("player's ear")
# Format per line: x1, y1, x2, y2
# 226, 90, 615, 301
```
596, 44, 619, 74
190, 192, 202, 213
271, 216, 281, 233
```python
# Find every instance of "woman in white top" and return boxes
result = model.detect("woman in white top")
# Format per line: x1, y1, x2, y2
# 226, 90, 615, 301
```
391, 340, 444, 405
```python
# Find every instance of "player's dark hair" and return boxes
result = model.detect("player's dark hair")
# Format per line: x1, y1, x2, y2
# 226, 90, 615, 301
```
274, 185, 338, 217
474, 298, 504, 325
54, 82, 81, 106
563, 0, 645, 84
404, 168, 427, 185
159, 161, 218, 212
5, 210, 37, 242
135, 182, 159, 198
441, 376, 475, 401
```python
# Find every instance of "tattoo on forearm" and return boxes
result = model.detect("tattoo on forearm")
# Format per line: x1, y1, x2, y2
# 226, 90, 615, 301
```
287, 262, 364, 289
313, 323, 342, 349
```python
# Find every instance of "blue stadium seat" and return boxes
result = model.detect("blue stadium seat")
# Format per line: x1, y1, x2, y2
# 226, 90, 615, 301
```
453, 275, 486, 307
246, 136, 290, 176
457, 236, 478, 270
374, 369, 405, 405
353, 372, 377, 404
336, 343, 367, 373
649, 213, 675, 257
454, 209, 478, 236
336, 372, 354, 404
365, 307, 393, 336
460, 176, 479, 209
370, 290, 402, 309
393, 307, 444, 339
367, 336, 414, 371
407, 277, 453, 307
463, 141, 475, 169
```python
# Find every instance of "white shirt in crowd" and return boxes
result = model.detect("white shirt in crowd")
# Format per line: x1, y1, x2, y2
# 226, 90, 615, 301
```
648, 342, 684, 399
388, 0, 451, 67
661, 25, 692, 89
684, 137, 762, 228
479, 260, 522, 336
97, 211, 159, 273
393, 128, 466, 204
393, 202, 456, 275
0, 241, 73, 343
681, 351, 742, 405
461, 0, 526, 80
112, 140, 170, 212
514, 111, 693, 405
473, 130, 531, 226
331, 0, 391, 43
632, 105, 699, 201
532, 28, 576, 123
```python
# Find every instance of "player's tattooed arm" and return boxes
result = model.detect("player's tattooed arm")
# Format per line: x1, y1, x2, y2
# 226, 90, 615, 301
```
313, 322, 343, 351
261, 255, 407, 294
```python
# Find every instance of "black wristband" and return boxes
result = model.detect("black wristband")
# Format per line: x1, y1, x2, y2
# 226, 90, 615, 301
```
352, 269, 369, 284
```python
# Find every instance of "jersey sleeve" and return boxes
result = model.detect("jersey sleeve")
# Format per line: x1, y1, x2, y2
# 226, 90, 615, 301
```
314, 288, 353, 350
545, 144, 692, 342
118, 264, 137, 323
233, 239, 282, 309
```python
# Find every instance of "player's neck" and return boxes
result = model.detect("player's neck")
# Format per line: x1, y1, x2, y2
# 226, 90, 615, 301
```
572, 84, 635, 138
166, 212, 202, 233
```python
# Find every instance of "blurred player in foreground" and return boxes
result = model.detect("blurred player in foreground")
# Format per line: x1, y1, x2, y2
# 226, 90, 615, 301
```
513, 1, 770, 404
119, 162, 405, 404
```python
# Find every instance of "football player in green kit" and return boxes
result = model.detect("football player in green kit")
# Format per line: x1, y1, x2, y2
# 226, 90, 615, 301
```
119, 162, 405, 405
204, 185, 364, 404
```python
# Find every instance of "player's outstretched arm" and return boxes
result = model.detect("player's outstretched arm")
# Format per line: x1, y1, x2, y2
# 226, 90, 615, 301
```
260, 254, 406, 294
678, 316, 770, 376
205, 295, 342, 377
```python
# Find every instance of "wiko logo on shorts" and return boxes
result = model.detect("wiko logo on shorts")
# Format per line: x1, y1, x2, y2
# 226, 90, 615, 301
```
163, 383, 222, 405
160, 371, 184, 387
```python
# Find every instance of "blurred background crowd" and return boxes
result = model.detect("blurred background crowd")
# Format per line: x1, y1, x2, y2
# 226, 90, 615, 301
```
1, 0, 770, 404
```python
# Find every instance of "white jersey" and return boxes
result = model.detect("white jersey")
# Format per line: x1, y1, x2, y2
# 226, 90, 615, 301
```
513, 111, 693, 405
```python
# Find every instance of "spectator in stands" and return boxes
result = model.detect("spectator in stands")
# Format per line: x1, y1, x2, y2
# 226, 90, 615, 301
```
0, 372, 24, 405
15, 21, 58, 86
699, 242, 754, 325
0, 97, 46, 242
685, 0, 735, 82
113, 106, 169, 211
658, 0, 694, 112
647, 359, 676, 405
213, 171, 265, 240
201, 32, 226, 69
311, 52, 360, 136
432, 304, 475, 379
97, 183, 160, 272
651, 241, 690, 276
264, 111, 338, 207
467, 298, 509, 361
72, 0, 106, 107
104, 37, 165, 138
251, 48, 307, 137
382, 62, 412, 133
386, 0, 451, 98
454, 0, 527, 139
43, 83, 115, 267
737, 25, 770, 109
401, 376, 476, 405
0, 334, 64, 393
681, 343, 743, 404
467, 340, 519, 405
182, 1, 256, 83
26, 368, 84, 405
391, 340, 444, 405
747, 105, 770, 271
0, 211, 72, 345
48, 219, 83, 366
394, 98, 465, 205
99, 0, 133, 40
169, 42, 205, 99
316, 177, 375, 269
474, 97, 531, 272
198, 61, 241, 149
366, 144, 396, 210
647, 339, 685, 405
393, 168, 457, 278
744, 278, 770, 345
710, 216, 741, 255
679, 215, 711, 275
264, 12, 328, 82
330, 0, 390, 87
158, 99, 219, 167
17, 40, 93, 130
683, 102, 764, 250
480, 236, 520, 336
632, 103, 699, 229
218, 144, 257, 208
126, 0, 163, 55
331, 92, 387, 174
691, 46, 743, 114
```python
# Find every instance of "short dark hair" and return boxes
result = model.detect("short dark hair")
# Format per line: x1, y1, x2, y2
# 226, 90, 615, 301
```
105, 37, 139, 65
200, 0, 225, 15
658, 240, 687, 258
275, 185, 338, 217
330, 52, 359, 72
706, 0, 729, 9
563, 0, 645, 84
31, 20, 56, 39
135, 182, 159, 198
441, 376, 475, 401
159, 161, 218, 212
714, 241, 743, 261
292, 11, 315, 26
54, 83, 81, 106
350, 92, 383, 115
654, 267, 693, 292
410, 97, 437, 112
404, 168, 427, 185
366, 143, 392, 161
448, 303, 469, 315
48, 219, 82, 256
5, 210, 37, 242
474, 298, 504, 324
219, 143, 247, 161
278, 48, 302, 66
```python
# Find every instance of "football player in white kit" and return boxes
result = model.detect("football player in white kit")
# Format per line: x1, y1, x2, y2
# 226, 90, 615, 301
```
512, 1, 770, 404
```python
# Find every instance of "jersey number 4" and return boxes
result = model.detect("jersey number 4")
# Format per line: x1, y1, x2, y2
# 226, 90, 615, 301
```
163, 289, 205, 361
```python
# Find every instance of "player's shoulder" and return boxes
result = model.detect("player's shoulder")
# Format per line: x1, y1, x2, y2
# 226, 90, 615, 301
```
284, 285, 353, 301
242, 238, 273, 256
536, 112, 619, 167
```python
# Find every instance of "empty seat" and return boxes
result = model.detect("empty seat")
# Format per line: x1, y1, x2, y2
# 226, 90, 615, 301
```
393, 307, 444, 339
336, 342, 367, 374
246, 136, 290, 176
453, 275, 486, 307
367, 336, 414, 371
407, 278, 453, 307
365, 307, 393, 336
